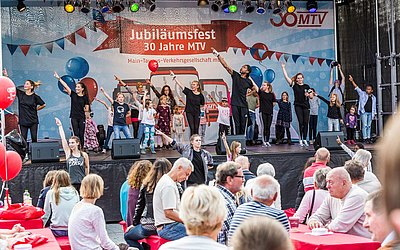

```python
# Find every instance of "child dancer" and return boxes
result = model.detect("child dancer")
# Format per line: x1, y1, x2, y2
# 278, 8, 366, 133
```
84, 111, 100, 152
221, 133, 241, 161
345, 105, 358, 144
275, 92, 292, 145
258, 82, 276, 147
208, 95, 230, 136
141, 94, 156, 155
172, 106, 185, 144
199, 105, 210, 144
156, 95, 171, 148
94, 97, 113, 152
246, 89, 259, 144
308, 88, 320, 145
315, 93, 343, 132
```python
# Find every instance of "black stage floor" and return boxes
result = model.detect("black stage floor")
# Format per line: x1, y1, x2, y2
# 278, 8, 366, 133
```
10, 143, 374, 222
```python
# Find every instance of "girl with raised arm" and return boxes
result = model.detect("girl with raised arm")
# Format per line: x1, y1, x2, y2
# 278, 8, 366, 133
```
281, 63, 310, 147
147, 79, 177, 110
54, 71, 89, 147
55, 117, 89, 192
94, 97, 113, 152
172, 70, 205, 136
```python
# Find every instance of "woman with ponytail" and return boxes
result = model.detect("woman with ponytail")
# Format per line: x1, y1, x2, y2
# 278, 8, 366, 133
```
55, 117, 90, 192
42, 170, 80, 237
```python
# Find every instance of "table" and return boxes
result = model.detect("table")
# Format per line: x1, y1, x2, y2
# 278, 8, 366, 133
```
0, 217, 43, 229
27, 228, 62, 250
291, 225, 381, 250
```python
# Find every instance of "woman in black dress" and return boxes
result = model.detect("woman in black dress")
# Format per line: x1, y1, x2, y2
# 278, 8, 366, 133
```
54, 71, 90, 147
281, 63, 310, 147
148, 80, 177, 110
172, 71, 205, 136
258, 82, 276, 147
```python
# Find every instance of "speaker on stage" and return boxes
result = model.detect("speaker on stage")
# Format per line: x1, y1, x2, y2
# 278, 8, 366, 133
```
216, 135, 247, 155
31, 142, 60, 163
314, 131, 345, 150
112, 139, 141, 159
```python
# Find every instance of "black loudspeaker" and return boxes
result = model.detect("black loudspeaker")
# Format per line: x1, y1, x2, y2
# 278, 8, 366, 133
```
314, 131, 345, 150
112, 139, 141, 159
216, 135, 247, 155
31, 142, 60, 163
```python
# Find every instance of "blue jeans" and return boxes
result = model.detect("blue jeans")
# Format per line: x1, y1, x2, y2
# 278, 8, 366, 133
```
246, 111, 256, 140
157, 222, 187, 241
113, 125, 132, 139
124, 224, 157, 250
138, 123, 145, 144
361, 112, 372, 139
142, 124, 155, 152
51, 229, 68, 237
104, 125, 114, 149
327, 118, 340, 132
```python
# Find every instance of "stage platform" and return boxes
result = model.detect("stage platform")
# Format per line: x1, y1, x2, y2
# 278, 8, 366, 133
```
8, 143, 374, 222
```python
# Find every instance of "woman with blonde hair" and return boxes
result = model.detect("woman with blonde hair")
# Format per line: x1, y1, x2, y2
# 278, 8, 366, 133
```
42, 170, 79, 237
37, 170, 58, 209
68, 174, 130, 250
124, 158, 172, 250
159, 185, 228, 250
126, 160, 152, 226
231, 216, 293, 250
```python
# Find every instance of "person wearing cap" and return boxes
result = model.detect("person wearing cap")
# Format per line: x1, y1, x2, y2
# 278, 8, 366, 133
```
209, 95, 231, 137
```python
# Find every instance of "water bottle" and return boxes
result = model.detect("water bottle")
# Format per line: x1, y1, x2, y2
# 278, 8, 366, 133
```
23, 190, 31, 205
4, 195, 11, 209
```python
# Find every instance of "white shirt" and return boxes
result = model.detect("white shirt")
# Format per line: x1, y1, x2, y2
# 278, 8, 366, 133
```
68, 201, 118, 250
142, 108, 156, 125
382, 231, 397, 246
107, 107, 113, 127
159, 235, 228, 250
153, 174, 180, 226
294, 189, 329, 223
217, 105, 230, 126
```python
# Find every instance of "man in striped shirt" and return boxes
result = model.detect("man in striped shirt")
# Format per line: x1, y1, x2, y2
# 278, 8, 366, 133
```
228, 175, 290, 241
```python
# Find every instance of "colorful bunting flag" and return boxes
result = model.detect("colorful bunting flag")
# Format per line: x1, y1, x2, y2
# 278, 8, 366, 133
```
325, 59, 333, 67
292, 55, 300, 63
33, 46, 41, 55
275, 52, 283, 61
44, 42, 53, 53
300, 57, 306, 64
283, 54, 290, 62
309, 57, 316, 65
55, 38, 65, 50
65, 33, 76, 45
232, 48, 238, 54
19, 45, 30, 56
7, 44, 18, 55
317, 58, 325, 66
76, 27, 87, 39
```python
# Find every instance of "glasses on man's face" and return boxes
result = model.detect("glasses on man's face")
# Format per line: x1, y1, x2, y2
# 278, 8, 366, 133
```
234, 175, 245, 180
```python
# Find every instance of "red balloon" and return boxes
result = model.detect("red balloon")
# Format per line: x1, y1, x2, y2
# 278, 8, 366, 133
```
148, 60, 159, 72
0, 144, 5, 176
0, 151, 22, 181
79, 77, 98, 104
0, 76, 17, 109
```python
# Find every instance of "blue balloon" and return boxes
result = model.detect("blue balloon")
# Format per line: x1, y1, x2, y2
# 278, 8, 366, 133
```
250, 66, 263, 88
264, 69, 276, 83
65, 57, 89, 79
57, 75, 76, 94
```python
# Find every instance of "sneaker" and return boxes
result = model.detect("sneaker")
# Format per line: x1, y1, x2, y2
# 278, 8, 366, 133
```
265, 142, 271, 147
140, 149, 146, 155
102, 149, 106, 154
263, 142, 268, 147
151, 150, 157, 154
299, 140, 304, 147
309, 140, 314, 145
303, 140, 309, 147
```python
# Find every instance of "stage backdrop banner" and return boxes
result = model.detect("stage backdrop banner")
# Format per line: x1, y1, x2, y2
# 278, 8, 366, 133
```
1, 2, 335, 144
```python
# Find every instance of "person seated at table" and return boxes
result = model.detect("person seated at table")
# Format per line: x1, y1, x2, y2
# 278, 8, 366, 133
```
352, 149, 381, 192
124, 158, 172, 250
37, 170, 57, 209
159, 185, 228, 250
308, 167, 371, 238
344, 159, 377, 194
231, 216, 293, 250
303, 147, 330, 192
245, 163, 281, 209
42, 170, 80, 237
228, 175, 290, 242
68, 174, 130, 250
234, 156, 255, 185
294, 167, 330, 224
153, 158, 194, 241
363, 190, 399, 249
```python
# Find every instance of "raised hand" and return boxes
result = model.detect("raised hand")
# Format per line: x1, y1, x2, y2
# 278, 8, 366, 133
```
336, 135, 342, 145
100, 87, 105, 92
53, 71, 60, 79
145, 79, 153, 87
2, 68, 8, 77
280, 62, 286, 68
170, 70, 176, 79
211, 47, 219, 56
114, 75, 121, 81
348, 75, 353, 82
55, 117, 62, 126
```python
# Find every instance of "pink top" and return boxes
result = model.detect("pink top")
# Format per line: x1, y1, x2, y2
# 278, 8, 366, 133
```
303, 162, 328, 192
294, 189, 329, 223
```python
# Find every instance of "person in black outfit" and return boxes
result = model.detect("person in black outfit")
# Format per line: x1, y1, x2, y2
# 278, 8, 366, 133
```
212, 47, 259, 135
315, 93, 343, 132
13, 79, 46, 147
54, 71, 90, 147
259, 82, 276, 147
281, 63, 311, 147
148, 80, 177, 110
172, 71, 205, 136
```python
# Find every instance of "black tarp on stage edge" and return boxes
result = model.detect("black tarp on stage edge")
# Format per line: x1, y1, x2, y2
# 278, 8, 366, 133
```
5, 150, 352, 222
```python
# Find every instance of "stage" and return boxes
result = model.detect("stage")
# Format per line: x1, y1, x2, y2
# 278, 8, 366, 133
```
7, 143, 373, 222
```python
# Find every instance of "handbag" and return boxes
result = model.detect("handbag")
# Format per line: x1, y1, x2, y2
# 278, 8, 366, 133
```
303, 190, 316, 224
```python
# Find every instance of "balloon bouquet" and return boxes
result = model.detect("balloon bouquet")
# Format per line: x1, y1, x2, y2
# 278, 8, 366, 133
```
0, 76, 23, 209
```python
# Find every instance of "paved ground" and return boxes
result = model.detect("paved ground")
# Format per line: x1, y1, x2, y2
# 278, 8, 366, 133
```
107, 223, 125, 244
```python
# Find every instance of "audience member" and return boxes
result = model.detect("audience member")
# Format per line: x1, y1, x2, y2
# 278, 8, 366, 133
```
245, 163, 281, 209
215, 162, 244, 245
294, 167, 330, 223
160, 185, 228, 250
231, 216, 293, 250
126, 160, 152, 226
344, 159, 378, 194
37, 170, 57, 209
353, 149, 381, 190
336, 136, 370, 169
235, 156, 255, 184
295, 157, 315, 209
69, 174, 129, 250
363, 190, 398, 249
304, 148, 330, 192
153, 157, 193, 241
124, 158, 172, 250
308, 167, 370, 238
42, 170, 80, 237
229, 175, 289, 241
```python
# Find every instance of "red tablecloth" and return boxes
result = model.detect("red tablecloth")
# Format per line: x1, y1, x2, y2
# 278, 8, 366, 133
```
27, 228, 62, 250
0, 217, 43, 229
291, 225, 381, 250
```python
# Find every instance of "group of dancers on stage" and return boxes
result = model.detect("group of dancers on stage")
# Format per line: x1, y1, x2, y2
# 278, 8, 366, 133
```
4, 48, 377, 159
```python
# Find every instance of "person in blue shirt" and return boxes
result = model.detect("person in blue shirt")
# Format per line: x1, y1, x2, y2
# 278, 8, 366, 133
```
348, 75, 377, 144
